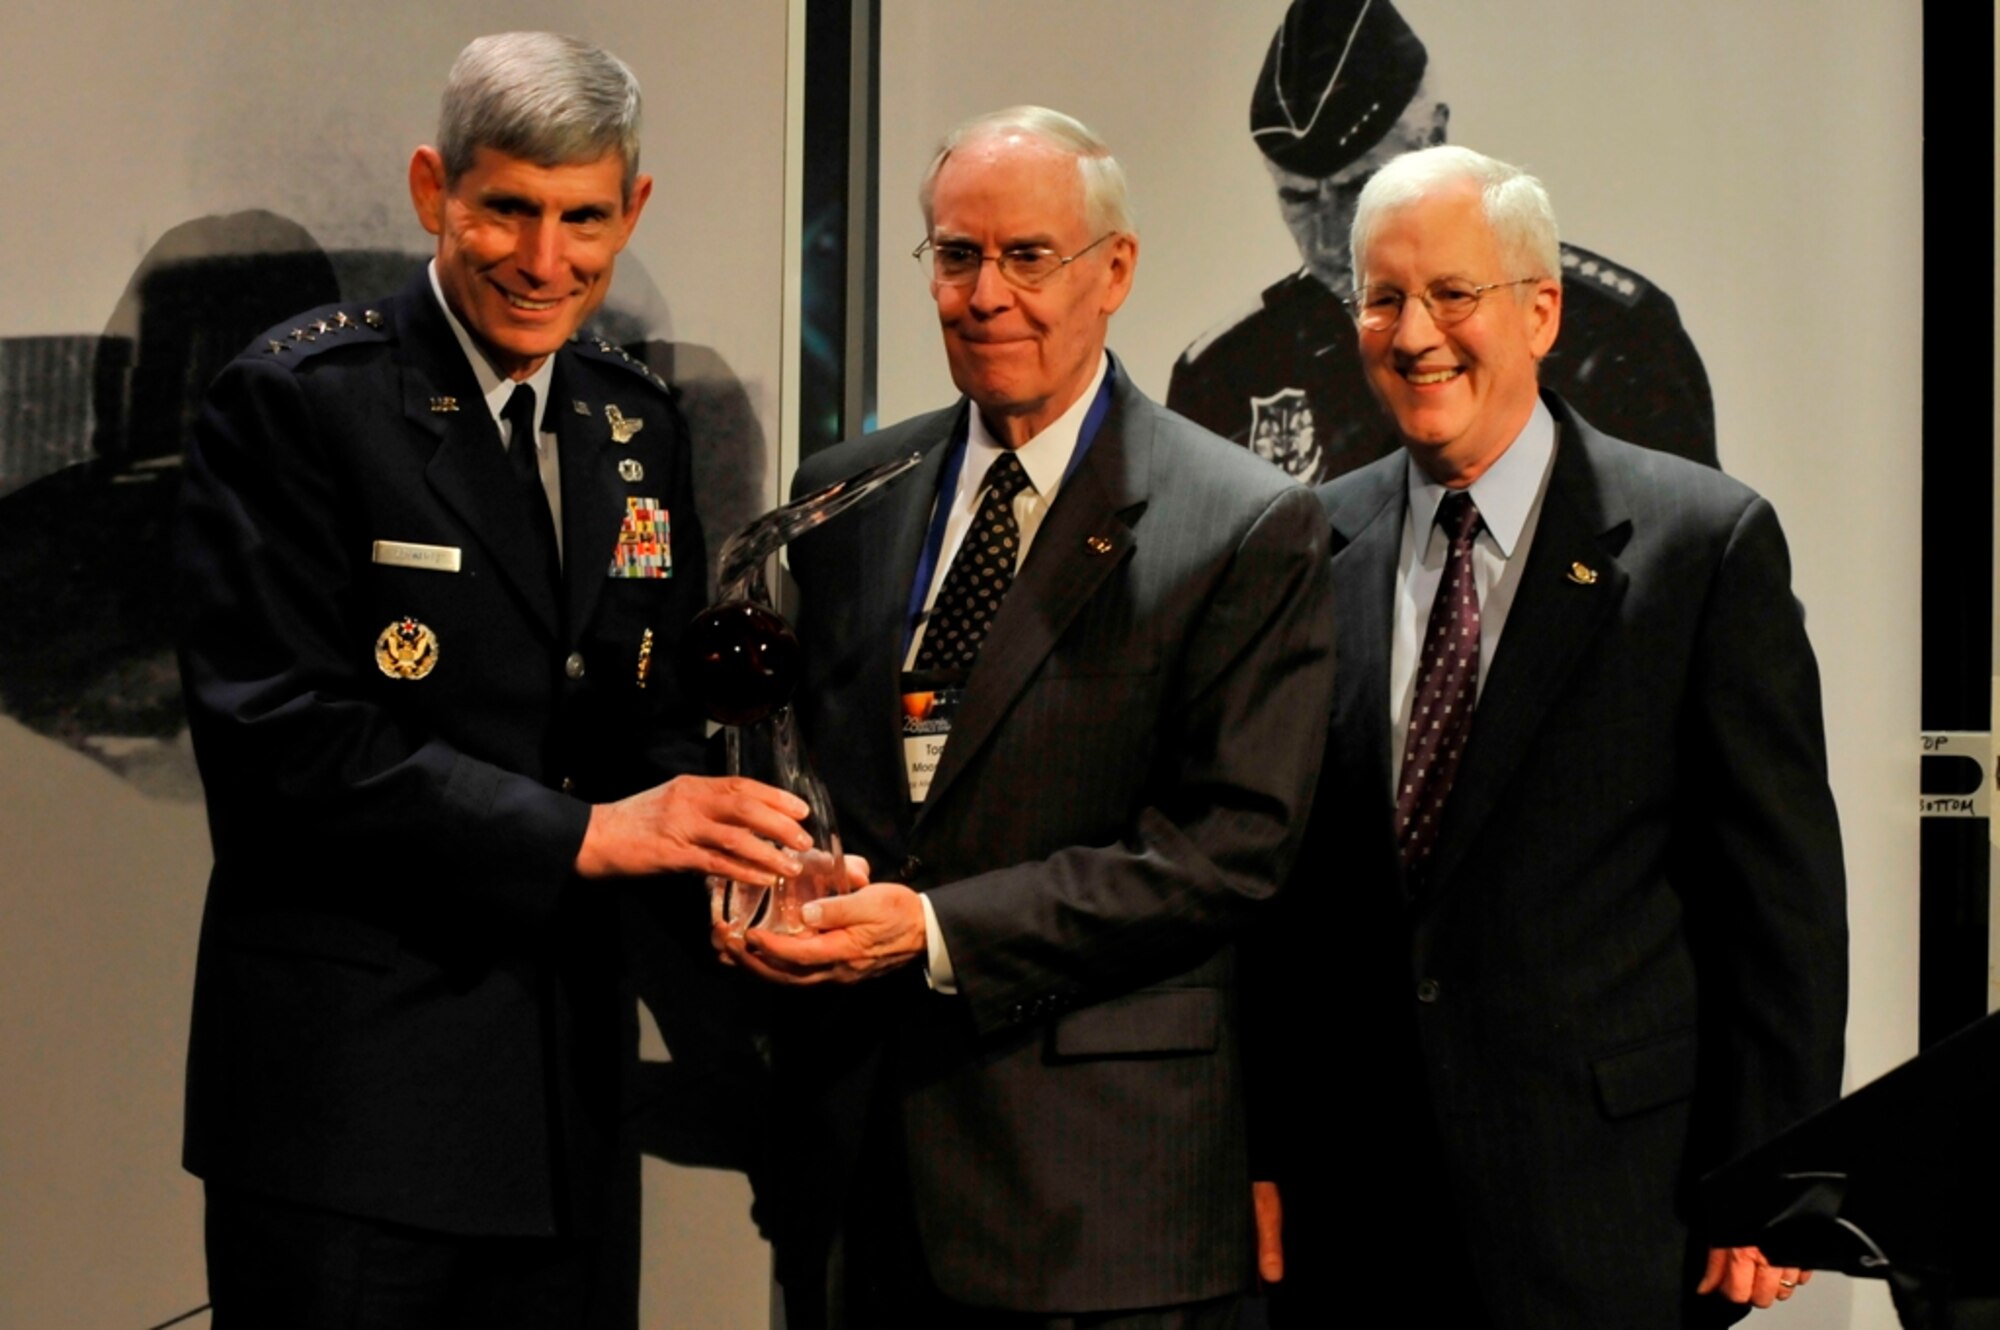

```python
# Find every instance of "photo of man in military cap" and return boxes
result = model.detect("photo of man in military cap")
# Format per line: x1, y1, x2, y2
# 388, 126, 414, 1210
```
1168, 0, 1717, 484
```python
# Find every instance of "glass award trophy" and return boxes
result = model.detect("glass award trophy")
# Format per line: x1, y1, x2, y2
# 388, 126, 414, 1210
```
678, 452, 922, 935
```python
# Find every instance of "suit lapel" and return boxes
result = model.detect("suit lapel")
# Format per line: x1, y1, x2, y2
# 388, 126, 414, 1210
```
556, 355, 625, 638
914, 383, 1150, 828
399, 281, 561, 639
1421, 407, 1631, 894
1325, 461, 1406, 890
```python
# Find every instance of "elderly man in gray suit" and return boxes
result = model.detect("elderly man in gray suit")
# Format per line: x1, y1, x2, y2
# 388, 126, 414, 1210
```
721, 107, 1333, 1328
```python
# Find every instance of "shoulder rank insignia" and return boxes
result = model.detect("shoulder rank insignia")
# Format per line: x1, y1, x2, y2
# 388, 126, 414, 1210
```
375, 616, 440, 679
257, 304, 385, 365
1560, 245, 1646, 307
583, 334, 673, 393
606, 403, 644, 444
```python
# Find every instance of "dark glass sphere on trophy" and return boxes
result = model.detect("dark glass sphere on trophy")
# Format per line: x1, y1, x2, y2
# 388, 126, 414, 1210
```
678, 452, 921, 935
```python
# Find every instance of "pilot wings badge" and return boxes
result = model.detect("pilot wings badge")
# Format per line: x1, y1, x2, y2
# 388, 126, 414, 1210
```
606, 404, 645, 444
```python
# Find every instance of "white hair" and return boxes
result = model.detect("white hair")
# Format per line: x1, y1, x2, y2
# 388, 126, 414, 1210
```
918, 105, 1135, 237
1349, 144, 1559, 286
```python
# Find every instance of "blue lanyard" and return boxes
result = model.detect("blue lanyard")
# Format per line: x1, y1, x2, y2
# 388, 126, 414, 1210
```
902, 361, 1119, 656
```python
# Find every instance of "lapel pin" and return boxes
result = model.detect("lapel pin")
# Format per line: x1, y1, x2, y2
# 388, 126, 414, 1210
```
1085, 535, 1115, 555
1566, 561, 1599, 585
605, 403, 645, 444
636, 627, 654, 689
572, 399, 590, 417
618, 458, 645, 483
429, 396, 460, 414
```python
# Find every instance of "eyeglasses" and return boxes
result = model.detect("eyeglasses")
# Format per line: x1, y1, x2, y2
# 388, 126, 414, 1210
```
1349, 277, 1545, 331
913, 233, 1115, 290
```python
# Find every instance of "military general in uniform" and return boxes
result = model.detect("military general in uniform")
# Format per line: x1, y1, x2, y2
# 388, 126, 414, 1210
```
174, 32, 811, 1327
1169, 0, 1718, 484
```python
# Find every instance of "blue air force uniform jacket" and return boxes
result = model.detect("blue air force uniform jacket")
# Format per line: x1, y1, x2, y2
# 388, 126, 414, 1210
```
174, 269, 707, 1235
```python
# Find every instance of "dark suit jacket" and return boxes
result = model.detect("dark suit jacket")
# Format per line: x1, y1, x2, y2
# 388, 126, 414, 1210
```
1260, 393, 1847, 1329
174, 270, 712, 1235
773, 367, 1334, 1313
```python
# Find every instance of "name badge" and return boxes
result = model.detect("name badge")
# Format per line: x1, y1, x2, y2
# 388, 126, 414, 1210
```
371, 540, 462, 572
901, 672, 965, 803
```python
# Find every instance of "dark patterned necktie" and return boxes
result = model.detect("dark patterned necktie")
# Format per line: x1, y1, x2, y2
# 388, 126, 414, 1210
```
503, 383, 560, 583
914, 450, 1031, 671
1396, 491, 1484, 868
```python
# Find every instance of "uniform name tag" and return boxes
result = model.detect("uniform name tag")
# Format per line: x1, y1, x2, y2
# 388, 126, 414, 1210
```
902, 674, 964, 803
371, 540, 462, 572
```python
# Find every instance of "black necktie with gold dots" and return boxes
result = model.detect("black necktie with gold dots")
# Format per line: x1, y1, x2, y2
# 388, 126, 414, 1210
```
914, 450, 1032, 672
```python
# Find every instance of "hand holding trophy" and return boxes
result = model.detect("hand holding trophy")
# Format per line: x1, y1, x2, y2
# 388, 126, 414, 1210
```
678, 453, 921, 936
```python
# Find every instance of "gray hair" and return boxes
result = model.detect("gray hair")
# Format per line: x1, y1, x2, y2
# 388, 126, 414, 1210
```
918, 105, 1136, 238
1349, 144, 1559, 288
438, 32, 643, 198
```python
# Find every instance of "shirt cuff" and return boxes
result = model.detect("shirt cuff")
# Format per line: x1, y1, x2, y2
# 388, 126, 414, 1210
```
919, 892, 958, 994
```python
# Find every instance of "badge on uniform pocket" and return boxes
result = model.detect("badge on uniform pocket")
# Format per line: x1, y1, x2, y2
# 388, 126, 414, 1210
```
608, 496, 672, 579
375, 617, 440, 679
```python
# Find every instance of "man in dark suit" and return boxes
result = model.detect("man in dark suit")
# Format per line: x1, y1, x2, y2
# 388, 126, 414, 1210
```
721, 108, 1333, 1328
174, 32, 810, 1326
1254, 144, 1847, 1328
1168, 0, 1717, 483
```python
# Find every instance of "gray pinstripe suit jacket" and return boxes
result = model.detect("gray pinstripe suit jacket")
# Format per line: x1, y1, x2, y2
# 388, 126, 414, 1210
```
771, 364, 1333, 1314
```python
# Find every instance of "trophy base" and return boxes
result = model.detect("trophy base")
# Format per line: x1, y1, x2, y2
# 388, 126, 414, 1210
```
710, 847, 846, 937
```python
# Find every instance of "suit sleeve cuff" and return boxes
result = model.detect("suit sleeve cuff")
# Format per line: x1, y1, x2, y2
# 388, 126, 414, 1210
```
920, 892, 958, 994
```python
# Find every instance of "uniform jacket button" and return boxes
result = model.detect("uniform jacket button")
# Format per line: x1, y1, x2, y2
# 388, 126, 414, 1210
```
1415, 978, 1441, 1004
564, 651, 586, 680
